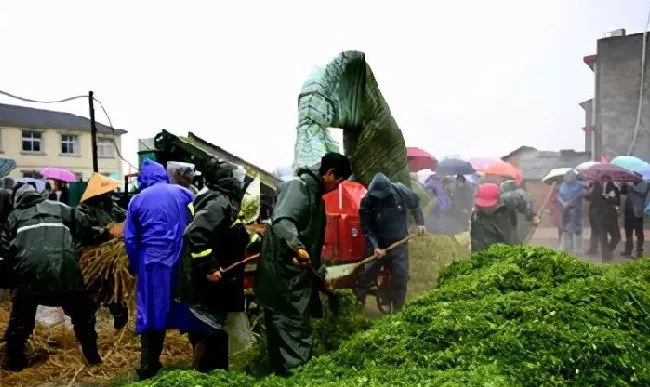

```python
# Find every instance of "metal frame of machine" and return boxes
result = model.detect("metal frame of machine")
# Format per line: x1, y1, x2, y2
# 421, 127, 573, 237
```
129, 130, 394, 315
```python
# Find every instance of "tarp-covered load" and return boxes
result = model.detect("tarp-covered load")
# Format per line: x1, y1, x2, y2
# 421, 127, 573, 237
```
293, 51, 410, 187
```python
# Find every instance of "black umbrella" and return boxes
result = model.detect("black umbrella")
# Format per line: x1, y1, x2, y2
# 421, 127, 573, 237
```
435, 158, 476, 176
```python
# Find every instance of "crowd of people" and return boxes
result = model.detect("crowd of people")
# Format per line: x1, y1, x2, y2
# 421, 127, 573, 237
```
551, 170, 650, 260
1, 154, 642, 381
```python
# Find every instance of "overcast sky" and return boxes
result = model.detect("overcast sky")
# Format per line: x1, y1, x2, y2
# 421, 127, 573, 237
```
1, 1, 648, 173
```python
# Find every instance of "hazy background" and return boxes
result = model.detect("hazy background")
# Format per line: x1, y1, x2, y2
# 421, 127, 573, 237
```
1, 0, 648, 172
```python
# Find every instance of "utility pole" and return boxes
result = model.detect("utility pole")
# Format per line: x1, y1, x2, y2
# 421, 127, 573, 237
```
88, 91, 99, 173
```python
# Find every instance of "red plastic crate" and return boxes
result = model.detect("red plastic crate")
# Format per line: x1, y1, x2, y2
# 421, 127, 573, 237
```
322, 214, 341, 262
336, 214, 366, 262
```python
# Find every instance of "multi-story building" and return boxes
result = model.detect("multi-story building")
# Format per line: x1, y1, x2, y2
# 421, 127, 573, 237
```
0, 102, 127, 180
581, 29, 650, 161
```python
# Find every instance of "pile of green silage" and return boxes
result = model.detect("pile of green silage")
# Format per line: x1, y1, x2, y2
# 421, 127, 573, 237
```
129, 245, 650, 386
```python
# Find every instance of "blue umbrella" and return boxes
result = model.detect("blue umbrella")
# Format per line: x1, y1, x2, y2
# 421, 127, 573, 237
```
0, 157, 16, 179
611, 156, 650, 180
435, 158, 475, 176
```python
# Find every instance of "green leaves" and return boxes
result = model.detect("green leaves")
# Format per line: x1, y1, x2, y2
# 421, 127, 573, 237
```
128, 245, 650, 386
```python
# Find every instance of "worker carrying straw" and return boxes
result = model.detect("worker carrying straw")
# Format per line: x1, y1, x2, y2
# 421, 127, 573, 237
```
77, 172, 129, 329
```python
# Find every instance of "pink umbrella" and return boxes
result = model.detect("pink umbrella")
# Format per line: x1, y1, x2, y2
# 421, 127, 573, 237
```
579, 162, 641, 183
406, 147, 438, 172
41, 167, 77, 183
467, 156, 501, 171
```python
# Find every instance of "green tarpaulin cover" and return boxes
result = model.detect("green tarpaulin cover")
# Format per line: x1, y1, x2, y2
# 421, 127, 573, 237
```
293, 51, 410, 188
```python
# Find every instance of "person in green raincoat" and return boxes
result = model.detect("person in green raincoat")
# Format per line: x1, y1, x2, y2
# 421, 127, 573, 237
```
76, 173, 128, 329
471, 183, 537, 252
499, 179, 535, 244
255, 152, 352, 376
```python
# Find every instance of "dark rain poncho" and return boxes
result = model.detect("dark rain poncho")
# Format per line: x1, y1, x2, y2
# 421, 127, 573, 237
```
359, 172, 424, 250
357, 172, 424, 311
177, 177, 249, 324
77, 198, 126, 246
471, 192, 533, 253
500, 180, 534, 244
1, 187, 106, 293
254, 168, 326, 373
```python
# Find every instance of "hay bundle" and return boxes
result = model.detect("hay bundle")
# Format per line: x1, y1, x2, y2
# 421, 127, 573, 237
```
0, 303, 193, 387
79, 237, 134, 305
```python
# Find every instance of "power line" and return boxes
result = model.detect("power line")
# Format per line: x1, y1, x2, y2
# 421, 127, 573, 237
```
0, 88, 138, 172
91, 97, 138, 171
0, 90, 87, 104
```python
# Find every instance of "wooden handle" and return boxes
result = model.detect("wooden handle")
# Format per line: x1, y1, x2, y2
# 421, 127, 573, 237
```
206, 253, 261, 282
524, 182, 556, 244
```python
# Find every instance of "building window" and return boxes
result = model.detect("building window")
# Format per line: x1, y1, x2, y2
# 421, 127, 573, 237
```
98, 137, 115, 158
22, 130, 42, 153
61, 134, 78, 155
22, 170, 42, 179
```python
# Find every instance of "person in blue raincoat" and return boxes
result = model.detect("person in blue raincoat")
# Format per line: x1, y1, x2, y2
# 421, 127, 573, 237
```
423, 174, 455, 235
356, 172, 426, 312
124, 159, 198, 381
556, 170, 585, 252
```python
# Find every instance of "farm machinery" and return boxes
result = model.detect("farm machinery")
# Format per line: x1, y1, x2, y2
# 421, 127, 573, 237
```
127, 130, 398, 314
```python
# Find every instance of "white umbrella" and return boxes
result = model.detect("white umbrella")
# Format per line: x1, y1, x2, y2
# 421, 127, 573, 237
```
575, 161, 600, 170
416, 169, 434, 184
542, 168, 573, 185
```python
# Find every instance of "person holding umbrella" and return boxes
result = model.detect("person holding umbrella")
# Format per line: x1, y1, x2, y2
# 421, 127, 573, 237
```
620, 179, 649, 258
556, 170, 585, 252
584, 175, 620, 260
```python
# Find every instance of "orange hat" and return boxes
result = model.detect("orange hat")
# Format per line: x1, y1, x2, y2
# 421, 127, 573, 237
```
80, 173, 120, 203
475, 183, 500, 208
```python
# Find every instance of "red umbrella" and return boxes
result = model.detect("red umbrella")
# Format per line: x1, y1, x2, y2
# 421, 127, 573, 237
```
580, 162, 641, 183
406, 147, 438, 172
479, 160, 523, 184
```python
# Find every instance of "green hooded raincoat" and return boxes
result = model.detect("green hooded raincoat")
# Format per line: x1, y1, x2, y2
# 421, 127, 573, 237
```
254, 168, 326, 373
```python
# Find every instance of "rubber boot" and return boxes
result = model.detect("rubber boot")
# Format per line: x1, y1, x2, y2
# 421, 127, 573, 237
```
193, 331, 229, 372
76, 332, 101, 366
602, 247, 614, 262
109, 303, 128, 330
192, 340, 208, 371
622, 239, 633, 257
353, 288, 367, 308
391, 290, 407, 313
1, 341, 28, 371
137, 331, 164, 381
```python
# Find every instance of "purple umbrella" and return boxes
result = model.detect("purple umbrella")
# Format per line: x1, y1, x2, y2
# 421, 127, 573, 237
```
579, 162, 642, 183
41, 167, 77, 183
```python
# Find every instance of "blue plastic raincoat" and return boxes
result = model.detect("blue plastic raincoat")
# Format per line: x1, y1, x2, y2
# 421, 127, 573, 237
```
125, 159, 198, 334
557, 170, 584, 235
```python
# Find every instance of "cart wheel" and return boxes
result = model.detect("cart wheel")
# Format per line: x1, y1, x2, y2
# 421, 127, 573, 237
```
375, 265, 392, 315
